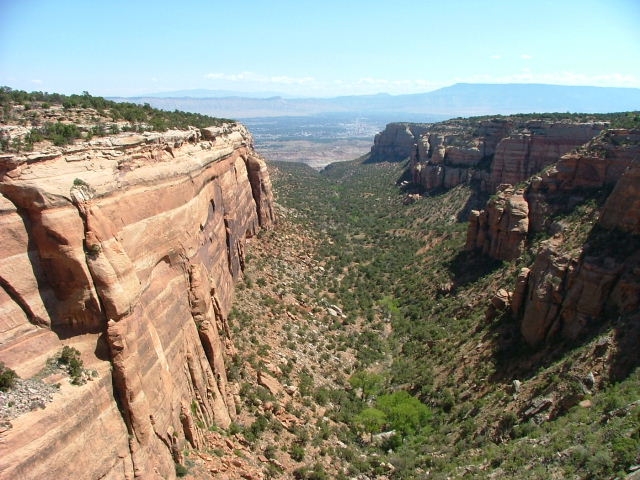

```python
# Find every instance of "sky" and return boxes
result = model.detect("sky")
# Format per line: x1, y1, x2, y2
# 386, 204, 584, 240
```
1, 0, 639, 98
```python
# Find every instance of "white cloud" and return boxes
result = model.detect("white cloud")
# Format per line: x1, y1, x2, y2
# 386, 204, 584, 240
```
269, 75, 315, 85
31, 79, 43, 84
202, 71, 446, 96
490, 54, 502, 60
205, 71, 257, 81
353, 77, 442, 92
520, 54, 533, 60
203, 69, 640, 96
357, 77, 389, 86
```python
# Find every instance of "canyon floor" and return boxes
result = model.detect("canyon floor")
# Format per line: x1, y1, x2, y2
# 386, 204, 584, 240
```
253, 138, 373, 169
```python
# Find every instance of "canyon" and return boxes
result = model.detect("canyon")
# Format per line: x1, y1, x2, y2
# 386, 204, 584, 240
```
0, 121, 274, 479
1, 91, 639, 479
372, 117, 605, 193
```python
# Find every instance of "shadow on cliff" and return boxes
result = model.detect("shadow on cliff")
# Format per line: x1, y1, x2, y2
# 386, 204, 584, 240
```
396, 171, 489, 225
447, 250, 504, 289
396, 165, 421, 193
456, 181, 489, 223
485, 309, 640, 387
16, 207, 105, 342
479, 217, 640, 386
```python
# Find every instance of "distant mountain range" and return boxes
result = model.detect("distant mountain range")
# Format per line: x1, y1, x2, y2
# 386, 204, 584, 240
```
138, 89, 293, 99
110, 83, 640, 120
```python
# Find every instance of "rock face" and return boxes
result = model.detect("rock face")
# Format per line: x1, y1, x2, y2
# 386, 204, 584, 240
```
487, 122, 603, 191
466, 185, 529, 261
467, 130, 640, 264
371, 118, 638, 348
468, 129, 640, 346
518, 232, 640, 347
369, 117, 605, 193
0, 124, 275, 479
367, 122, 430, 163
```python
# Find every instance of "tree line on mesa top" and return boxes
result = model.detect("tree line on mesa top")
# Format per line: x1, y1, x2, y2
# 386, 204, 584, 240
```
0, 86, 235, 152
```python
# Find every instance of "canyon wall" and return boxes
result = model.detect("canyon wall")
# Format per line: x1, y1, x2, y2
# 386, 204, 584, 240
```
466, 129, 640, 346
370, 117, 605, 193
371, 118, 638, 348
370, 115, 640, 345
367, 122, 430, 163
0, 124, 274, 479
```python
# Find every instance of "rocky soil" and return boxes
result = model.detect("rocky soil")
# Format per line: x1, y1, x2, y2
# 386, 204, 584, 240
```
148, 199, 359, 479
0, 378, 58, 422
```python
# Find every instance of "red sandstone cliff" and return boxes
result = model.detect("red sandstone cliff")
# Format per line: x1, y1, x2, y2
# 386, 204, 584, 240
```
465, 129, 640, 346
367, 119, 639, 349
0, 123, 274, 479
367, 122, 430, 163
369, 117, 605, 194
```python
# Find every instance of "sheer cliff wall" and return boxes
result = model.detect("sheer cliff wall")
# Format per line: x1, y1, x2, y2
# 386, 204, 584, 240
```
461, 127, 640, 347
370, 118, 604, 193
0, 124, 274, 479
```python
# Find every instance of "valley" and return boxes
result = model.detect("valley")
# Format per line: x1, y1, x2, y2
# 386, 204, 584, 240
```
242, 114, 385, 169
223, 152, 640, 479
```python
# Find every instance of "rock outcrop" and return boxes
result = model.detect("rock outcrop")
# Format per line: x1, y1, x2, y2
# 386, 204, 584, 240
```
487, 122, 604, 191
599, 160, 640, 235
367, 122, 430, 163
0, 123, 274, 479
370, 117, 638, 348
517, 229, 640, 347
369, 117, 605, 193
467, 129, 640, 346
466, 185, 529, 261
467, 129, 640, 263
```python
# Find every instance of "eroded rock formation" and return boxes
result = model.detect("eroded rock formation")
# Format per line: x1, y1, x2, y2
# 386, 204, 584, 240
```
466, 185, 529, 261
367, 122, 430, 163
370, 118, 638, 348
370, 117, 605, 194
0, 124, 274, 479
467, 129, 640, 346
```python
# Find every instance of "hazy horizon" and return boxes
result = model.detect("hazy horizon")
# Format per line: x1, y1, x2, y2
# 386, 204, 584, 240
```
122, 82, 640, 101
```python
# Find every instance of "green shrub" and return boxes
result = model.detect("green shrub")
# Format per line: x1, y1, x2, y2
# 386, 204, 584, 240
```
175, 463, 188, 477
611, 436, 639, 470
228, 422, 242, 435
0, 362, 18, 391
290, 444, 305, 462
264, 444, 277, 459
585, 450, 615, 477
376, 391, 432, 438
58, 346, 85, 384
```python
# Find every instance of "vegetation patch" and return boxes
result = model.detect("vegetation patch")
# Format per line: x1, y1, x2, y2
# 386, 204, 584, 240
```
0, 362, 18, 392
0, 87, 234, 152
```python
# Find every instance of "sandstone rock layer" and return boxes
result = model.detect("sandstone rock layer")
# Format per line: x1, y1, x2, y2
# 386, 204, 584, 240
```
0, 124, 274, 479
367, 122, 430, 163
369, 117, 605, 194
466, 129, 640, 346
